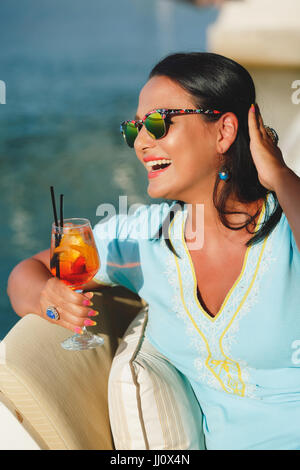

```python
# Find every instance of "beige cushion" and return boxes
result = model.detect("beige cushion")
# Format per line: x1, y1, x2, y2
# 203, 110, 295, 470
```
108, 308, 206, 450
0, 393, 42, 450
0, 287, 145, 450
0, 313, 113, 449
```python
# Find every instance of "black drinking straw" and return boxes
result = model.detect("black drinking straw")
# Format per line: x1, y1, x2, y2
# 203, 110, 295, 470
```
50, 186, 59, 231
60, 193, 64, 234
50, 186, 61, 278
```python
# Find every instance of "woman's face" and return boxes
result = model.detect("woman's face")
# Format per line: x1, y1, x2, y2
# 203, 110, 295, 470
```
134, 75, 230, 203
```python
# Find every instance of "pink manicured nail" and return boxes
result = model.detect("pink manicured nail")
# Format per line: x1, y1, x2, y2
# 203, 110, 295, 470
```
88, 310, 99, 317
84, 319, 97, 327
83, 299, 92, 306
250, 104, 255, 113
85, 292, 94, 299
74, 327, 83, 335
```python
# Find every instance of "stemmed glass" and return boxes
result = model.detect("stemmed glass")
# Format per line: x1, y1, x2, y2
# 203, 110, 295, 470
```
50, 218, 104, 350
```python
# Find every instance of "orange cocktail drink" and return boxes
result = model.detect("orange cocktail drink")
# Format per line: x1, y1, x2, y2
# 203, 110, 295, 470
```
50, 219, 99, 289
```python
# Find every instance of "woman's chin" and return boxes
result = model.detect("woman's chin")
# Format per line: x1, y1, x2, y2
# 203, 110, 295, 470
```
147, 180, 172, 200
147, 186, 179, 201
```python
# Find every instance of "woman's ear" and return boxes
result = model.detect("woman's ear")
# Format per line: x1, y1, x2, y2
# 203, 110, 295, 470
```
216, 112, 238, 154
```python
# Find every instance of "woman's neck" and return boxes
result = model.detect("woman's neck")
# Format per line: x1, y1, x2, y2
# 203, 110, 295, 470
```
184, 195, 264, 251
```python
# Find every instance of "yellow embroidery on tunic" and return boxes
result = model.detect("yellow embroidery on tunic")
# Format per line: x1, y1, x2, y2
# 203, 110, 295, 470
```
206, 358, 245, 396
168, 196, 270, 398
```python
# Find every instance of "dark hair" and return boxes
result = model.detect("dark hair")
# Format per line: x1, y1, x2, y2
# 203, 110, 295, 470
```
149, 52, 282, 254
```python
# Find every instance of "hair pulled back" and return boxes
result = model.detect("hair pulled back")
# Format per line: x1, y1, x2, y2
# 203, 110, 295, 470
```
149, 52, 282, 249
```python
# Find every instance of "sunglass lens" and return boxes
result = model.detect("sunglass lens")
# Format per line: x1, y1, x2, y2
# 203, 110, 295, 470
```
145, 112, 166, 139
122, 122, 138, 148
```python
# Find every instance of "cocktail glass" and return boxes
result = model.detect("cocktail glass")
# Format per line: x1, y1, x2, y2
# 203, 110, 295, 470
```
50, 218, 104, 350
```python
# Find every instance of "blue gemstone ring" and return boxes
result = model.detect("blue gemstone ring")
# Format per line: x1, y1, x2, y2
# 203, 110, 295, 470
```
46, 306, 60, 321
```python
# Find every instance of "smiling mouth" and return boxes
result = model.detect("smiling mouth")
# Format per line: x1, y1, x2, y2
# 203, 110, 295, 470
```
145, 159, 172, 173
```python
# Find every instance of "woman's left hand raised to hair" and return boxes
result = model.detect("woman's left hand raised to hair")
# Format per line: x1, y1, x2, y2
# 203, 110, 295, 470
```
249, 103, 300, 251
248, 103, 287, 191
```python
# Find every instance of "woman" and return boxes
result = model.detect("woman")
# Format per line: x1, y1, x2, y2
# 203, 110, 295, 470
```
7, 52, 300, 449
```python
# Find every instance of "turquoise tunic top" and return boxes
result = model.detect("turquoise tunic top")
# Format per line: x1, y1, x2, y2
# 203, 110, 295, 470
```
93, 193, 300, 450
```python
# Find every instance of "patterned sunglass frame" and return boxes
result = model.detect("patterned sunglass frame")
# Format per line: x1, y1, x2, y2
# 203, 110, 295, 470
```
121, 107, 222, 130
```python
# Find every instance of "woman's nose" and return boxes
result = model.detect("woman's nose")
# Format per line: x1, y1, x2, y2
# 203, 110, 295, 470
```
134, 124, 156, 152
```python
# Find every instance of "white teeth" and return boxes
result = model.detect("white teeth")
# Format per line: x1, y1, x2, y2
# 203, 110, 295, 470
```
146, 159, 172, 167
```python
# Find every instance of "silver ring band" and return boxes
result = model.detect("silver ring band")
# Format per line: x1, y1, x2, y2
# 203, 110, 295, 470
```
46, 306, 60, 321
264, 126, 279, 145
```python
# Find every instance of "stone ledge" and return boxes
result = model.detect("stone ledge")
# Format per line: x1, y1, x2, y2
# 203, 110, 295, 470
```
207, 0, 300, 67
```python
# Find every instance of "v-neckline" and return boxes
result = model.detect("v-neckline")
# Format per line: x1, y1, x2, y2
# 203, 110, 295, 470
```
180, 194, 269, 322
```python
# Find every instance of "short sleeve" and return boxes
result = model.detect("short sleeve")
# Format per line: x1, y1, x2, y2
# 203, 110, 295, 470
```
290, 227, 300, 273
92, 202, 175, 293
92, 213, 144, 293
282, 212, 300, 274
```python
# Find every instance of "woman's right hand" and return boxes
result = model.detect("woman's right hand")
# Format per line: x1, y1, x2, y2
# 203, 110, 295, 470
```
39, 277, 98, 334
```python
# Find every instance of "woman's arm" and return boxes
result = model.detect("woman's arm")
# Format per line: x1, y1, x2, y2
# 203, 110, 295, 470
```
7, 251, 53, 317
248, 104, 300, 251
7, 249, 100, 333
273, 167, 300, 251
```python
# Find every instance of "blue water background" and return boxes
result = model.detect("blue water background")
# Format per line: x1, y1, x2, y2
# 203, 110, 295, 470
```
0, 0, 219, 339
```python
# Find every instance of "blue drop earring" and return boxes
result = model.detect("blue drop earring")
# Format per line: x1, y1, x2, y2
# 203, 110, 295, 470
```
218, 167, 230, 181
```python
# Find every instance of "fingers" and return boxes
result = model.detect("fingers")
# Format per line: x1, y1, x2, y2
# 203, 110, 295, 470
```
248, 103, 268, 142
255, 104, 269, 138
55, 306, 98, 331
248, 103, 260, 139
40, 277, 99, 333
46, 277, 95, 310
